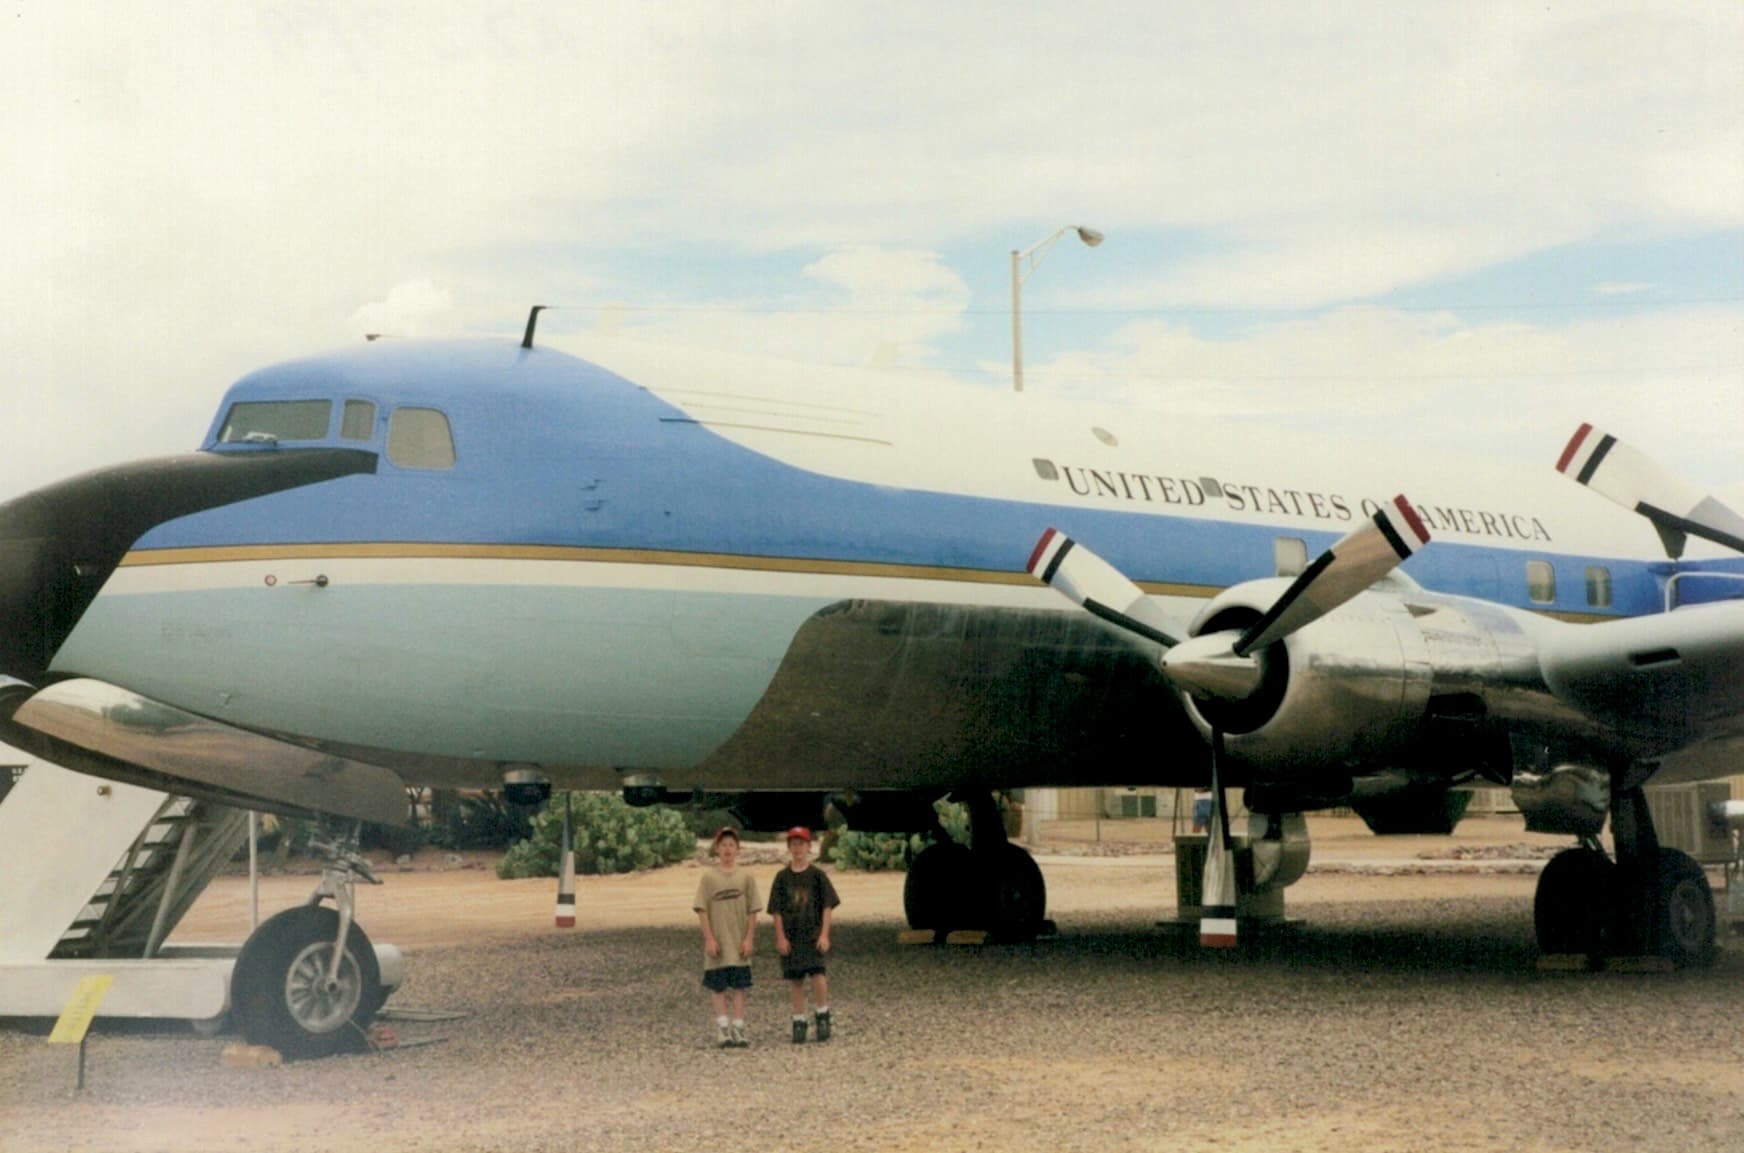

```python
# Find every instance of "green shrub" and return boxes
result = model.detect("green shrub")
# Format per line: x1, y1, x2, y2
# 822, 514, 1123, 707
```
497, 792, 694, 879
828, 799, 970, 872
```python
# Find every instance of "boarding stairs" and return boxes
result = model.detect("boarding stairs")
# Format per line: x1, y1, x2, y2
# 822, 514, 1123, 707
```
0, 761, 249, 1022
51, 795, 250, 960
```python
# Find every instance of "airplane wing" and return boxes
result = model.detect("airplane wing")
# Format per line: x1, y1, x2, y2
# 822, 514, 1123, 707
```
1536, 590, 1744, 737
3, 677, 408, 825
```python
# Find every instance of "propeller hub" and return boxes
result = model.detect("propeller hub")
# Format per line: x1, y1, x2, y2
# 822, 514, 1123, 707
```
1161, 630, 1260, 701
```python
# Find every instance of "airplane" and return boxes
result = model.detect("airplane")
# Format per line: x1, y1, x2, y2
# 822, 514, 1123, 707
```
2, 313, 1742, 1059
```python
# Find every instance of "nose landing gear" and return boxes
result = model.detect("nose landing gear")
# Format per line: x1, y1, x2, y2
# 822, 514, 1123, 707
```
230, 830, 385, 1059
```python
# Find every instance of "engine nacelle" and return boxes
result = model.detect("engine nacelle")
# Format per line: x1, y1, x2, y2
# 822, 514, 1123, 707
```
1180, 579, 1433, 774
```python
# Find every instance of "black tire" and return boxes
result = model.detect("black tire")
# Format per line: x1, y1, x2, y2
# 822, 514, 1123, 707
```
985, 842, 1047, 942
903, 841, 972, 931
231, 905, 381, 1061
1534, 847, 1614, 957
1654, 848, 1717, 969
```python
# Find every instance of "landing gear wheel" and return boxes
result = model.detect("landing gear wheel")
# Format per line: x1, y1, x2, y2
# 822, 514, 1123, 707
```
904, 841, 972, 931
1534, 847, 1614, 957
231, 905, 382, 1060
1654, 848, 1716, 969
985, 842, 1047, 942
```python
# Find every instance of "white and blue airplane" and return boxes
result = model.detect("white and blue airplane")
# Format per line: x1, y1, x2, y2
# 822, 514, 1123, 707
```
3, 315, 1742, 1056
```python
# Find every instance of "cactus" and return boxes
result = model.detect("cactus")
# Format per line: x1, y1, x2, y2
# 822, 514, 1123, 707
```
827, 800, 971, 872
497, 792, 693, 878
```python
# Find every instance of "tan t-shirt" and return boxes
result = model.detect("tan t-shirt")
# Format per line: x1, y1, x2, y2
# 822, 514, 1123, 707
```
693, 867, 762, 970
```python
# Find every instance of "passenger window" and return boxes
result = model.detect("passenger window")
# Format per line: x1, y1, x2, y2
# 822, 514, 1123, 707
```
386, 407, 456, 469
1274, 537, 1308, 578
1527, 560, 1556, 604
218, 400, 332, 443
341, 399, 377, 441
1585, 566, 1612, 608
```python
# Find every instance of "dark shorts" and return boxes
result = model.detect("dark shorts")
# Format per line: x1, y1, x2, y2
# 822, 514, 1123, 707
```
701, 965, 753, 993
782, 962, 827, 981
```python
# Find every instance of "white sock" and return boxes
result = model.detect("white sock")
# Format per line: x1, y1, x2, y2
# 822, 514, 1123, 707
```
716, 1015, 729, 1027
731, 1018, 744, 1028
793, 1014, 807, 1022
816, 1006, 829, 1014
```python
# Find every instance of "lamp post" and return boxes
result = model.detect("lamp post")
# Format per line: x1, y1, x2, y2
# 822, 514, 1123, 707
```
1011, 225, 1103, 392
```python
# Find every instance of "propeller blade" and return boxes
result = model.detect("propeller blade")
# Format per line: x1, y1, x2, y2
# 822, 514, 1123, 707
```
1232, 495, 1429, 658
1027, 528, 1181, 647
1557, 422, 1744, 557
1199, 728, 1238, 948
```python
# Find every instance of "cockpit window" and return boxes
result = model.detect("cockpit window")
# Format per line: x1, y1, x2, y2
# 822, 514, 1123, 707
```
386, 407, 456, 469
217, 400, 332, 444
340, 399, 377, 440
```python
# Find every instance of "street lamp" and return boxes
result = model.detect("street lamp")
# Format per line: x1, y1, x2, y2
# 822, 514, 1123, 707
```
1011, 225, 1103, 392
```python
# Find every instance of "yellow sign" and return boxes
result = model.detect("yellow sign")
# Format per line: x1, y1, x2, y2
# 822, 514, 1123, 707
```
48, 976, 115, 1045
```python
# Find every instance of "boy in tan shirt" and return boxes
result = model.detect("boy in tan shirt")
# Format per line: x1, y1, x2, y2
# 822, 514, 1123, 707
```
693, 827, 761, 1048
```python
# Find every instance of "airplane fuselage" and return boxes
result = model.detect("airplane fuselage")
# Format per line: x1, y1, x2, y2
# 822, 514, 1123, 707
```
27, 337, 1744, 796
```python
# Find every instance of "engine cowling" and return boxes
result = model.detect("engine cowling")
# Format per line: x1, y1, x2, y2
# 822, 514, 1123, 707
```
1178, 578, 1433, 774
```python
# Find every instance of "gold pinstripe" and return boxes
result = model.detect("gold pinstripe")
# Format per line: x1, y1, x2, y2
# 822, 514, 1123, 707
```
113, 543, 1615, 622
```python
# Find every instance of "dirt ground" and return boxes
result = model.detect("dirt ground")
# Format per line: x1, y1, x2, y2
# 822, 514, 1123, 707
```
4, 816, 1743, 1153
167, 815, 1580, 948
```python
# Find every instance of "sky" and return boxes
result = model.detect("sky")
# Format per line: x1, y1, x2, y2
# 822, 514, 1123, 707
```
2, 2, 1740, 500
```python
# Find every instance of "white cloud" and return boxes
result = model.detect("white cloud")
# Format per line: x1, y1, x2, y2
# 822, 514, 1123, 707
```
1028, 304, 1744, 485
614, 246, 970, 369
349, 280, 455, 340
0, 2, 1738, 495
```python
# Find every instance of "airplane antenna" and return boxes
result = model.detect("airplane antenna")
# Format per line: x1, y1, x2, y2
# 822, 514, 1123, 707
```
521, 305, 550, 350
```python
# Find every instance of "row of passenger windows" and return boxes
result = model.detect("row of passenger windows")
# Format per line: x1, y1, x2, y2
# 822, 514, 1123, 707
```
1273, 537, 1613, 608
217, 399, 455, 470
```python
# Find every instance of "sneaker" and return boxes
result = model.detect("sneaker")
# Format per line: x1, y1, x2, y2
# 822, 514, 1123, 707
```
730, 1022, 748, 1048
716, 1023, 732, 1049
791, 1018, 808, 1044
814, 1009, 832, 1043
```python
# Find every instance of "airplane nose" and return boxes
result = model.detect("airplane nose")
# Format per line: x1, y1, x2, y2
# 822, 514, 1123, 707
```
0, 449, 377, 687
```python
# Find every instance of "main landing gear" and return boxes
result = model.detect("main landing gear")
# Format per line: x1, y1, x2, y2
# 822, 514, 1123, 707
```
1533, 783, 1717, 968
231, 831, 385, 1059
902, 792, 1047, 941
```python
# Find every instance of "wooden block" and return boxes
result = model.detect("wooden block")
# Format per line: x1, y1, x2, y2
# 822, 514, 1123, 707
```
896, 929, 939, 946
1604, 955, 1676, 974
1535, 954, 1594, 972
220, 1044, 283, 1069
944, 930, 989, 947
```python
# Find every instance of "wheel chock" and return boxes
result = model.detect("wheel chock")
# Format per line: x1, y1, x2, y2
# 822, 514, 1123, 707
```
944, 930, 989, 947
897, 929, 940, 946
1535, 954, 1596, 972
1603, 955, 1676, 974
220, 1044, 283, 1069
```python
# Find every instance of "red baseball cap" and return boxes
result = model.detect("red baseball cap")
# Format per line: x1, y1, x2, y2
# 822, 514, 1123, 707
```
784, 826, 812, 844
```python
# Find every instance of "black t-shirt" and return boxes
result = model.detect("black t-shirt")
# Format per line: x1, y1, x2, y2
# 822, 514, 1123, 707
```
769, 865, 840, 948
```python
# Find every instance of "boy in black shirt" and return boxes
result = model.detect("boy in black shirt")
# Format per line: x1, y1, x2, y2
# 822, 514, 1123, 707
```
768, 826, 840, 1042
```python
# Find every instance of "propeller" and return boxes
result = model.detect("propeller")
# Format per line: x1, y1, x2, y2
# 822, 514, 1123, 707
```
1026, 527, 1182, 647
1030, 495, 1430, 947
1556, 422, 1744, 558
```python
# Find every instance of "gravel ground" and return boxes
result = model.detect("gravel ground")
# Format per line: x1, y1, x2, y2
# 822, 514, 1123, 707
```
4, 828, 1744, 1153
